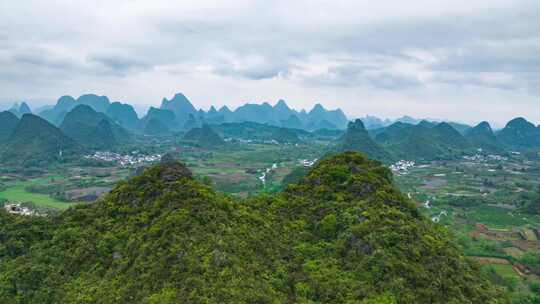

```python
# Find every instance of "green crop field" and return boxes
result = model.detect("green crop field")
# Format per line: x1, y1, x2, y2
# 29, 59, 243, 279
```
0, 181, 76, 210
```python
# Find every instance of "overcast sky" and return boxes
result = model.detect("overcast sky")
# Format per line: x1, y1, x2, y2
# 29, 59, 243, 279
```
1, 0, 539, 126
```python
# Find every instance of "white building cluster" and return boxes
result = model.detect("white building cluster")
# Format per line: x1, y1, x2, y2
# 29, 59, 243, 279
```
299, 159, 317, 167
462, 154, 508, 162
84, 151, 161, 166
3, 203, 42, 216
389, 160, 415, 174
225, 138, 283, 145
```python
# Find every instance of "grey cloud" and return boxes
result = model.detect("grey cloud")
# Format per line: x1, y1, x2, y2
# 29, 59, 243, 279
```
302, 63, 422, 90
1, 0, 540, 123
88, 53, 152, 74
144, 1, 540, 93
429, 72, 517, 91
212, 57, 292, 80
13, 52, 74, 70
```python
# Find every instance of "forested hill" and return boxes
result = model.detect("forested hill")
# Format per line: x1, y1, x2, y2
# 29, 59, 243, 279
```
0, 152, 503, 303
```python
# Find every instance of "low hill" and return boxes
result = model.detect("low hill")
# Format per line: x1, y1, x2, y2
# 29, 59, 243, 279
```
497, 117, 540, 149
280, 114, 304, 129
0, 111, 19, 142
271, 127, 301, 143
434, 122, 470, 149
372, 121, 412, 143
60, 105, 130, 149
337, 119, 393, 162
183, 113, 200, 130
143, 118, 171, 135
465, 121, 502, 152
106, 102, 140, 131
0, 114, 82, 165
311, 128, 345, 140
306, 118, 339, 131
182, 124, 225, 147
447, 121, 471, 134
0, 152, 502, 303
141, 107, 178, 133
212, 121, 310, 142
375, 122, 471, 160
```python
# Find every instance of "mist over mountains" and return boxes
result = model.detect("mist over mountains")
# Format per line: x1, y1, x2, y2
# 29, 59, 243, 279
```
4, 92, 520, 135
29, 92, 350, 133
2, 91, 540, 166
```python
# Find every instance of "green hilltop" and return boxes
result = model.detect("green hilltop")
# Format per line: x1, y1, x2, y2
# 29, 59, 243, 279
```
465, 121, 502, 152
0, 114, 82, 166
374, 121, 471, 161
337, 119, 394, 163
497, 117, 540, 149
211, 121, 309, 143
182, 124, 225, 147
141, 107, 178, 134
60, 105, 130, 149
0, 111, 19, 142
0, 152, 502, 303
143, 118, 171, 135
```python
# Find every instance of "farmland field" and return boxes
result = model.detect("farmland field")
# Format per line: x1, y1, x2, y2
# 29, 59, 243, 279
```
1, 136, 540, 300
0, 180, 74, 209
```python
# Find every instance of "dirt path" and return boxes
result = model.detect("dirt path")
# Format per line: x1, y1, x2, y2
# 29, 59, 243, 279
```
470, 257, 510, 265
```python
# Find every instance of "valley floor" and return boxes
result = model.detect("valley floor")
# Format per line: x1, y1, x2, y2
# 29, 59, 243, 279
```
1, 139, 540, 302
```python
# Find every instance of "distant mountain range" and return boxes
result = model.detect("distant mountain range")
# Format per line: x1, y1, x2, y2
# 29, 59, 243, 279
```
359, 115, 473, 133
2, 92, 540, 165
28, 93, 349, 134
8, 102, 32, 117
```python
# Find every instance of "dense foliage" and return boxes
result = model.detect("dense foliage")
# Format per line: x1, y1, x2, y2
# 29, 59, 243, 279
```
337, 119, 393, 163
374, 121, 472, 161
141, 107, 178, 133
60, 105, 130, 149
0, 152, 503, 303
0, 114, 82, 166
0, 111, 19, 142
465, 122, 502, 152
498, 118, 540, 149
212, 121, 310, 142
182, 124, 225, 147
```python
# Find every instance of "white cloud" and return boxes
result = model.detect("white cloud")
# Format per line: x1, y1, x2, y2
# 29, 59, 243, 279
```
0, 0, 539, 125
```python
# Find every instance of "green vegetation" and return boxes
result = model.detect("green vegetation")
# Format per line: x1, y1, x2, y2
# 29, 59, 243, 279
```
211, 121, 309, 142
0, 114, 82, 166
0, 180, 72, 210
0, 111, 19, 142
465, 122, 502, 152
3, 95, 540, 302
182, 124, 225, 147
375, 121, 471, 161
60, 104, 130, 149
392, 152, 540, 302
0, 152, 503, 303
337, 119, 393, 162
498, 118, 540, 149
141, 107, 178, 133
